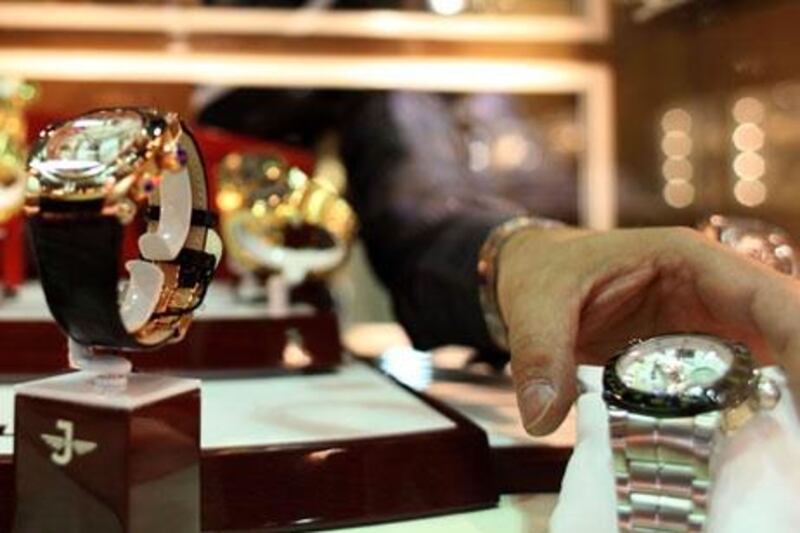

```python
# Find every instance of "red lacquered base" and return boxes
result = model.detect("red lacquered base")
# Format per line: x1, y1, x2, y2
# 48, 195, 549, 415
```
12, 373, 200, 533
136, 311, 342, 373
0, 312, 342, 375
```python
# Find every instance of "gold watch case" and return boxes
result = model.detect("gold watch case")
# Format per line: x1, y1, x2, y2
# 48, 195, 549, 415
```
27, 107, 184, 223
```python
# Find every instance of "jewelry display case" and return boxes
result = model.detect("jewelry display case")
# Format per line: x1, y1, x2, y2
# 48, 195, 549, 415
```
0, 0, 615, 530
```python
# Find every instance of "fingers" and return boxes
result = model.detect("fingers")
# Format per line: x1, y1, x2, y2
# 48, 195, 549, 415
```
505, 277, 580, 436
497, 227, 592, 436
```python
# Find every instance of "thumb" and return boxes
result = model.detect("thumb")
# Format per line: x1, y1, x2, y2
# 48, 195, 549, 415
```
505, 282, 579, 436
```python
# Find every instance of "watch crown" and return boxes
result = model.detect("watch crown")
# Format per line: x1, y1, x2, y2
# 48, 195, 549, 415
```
753, 371, 781, 411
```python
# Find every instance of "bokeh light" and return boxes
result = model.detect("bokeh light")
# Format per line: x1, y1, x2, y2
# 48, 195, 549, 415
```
662, 179, 695, 208
733, 180, 767, 207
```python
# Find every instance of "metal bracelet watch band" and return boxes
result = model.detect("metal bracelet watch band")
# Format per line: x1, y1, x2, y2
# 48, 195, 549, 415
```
477, 215, 565, 351
609, 406, 717, 532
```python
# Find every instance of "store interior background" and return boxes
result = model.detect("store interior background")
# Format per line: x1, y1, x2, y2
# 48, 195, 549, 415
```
2, 0, 799, 328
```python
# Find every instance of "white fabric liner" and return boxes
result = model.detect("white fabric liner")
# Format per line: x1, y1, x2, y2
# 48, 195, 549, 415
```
0, 363, 455, 455
201, 363, 455, 449
550, 365, 800, 533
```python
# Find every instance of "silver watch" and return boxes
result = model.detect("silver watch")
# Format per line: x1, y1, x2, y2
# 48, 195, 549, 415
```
602, 334, 780, 532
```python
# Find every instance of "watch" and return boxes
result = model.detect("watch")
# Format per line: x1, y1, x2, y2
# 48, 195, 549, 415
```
26, 107, 221, 351
216, 152, 356, 285
603, 333, 780, 532
699, 215, 799, 276
0, 79, 36, 223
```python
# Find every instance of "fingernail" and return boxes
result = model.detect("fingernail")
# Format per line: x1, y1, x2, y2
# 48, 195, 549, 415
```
519, 380, 556, 433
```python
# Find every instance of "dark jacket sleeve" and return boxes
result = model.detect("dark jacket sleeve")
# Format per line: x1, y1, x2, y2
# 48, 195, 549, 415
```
340, 92, 527, 359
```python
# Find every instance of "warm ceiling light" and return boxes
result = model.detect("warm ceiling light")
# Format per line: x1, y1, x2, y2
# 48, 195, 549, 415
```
734, 179, 767, 207
661, 108, 692, 133
732, 97, 766, 124
662, 158, 693, 181
662, 179, 695, 208
661, 131, 693, 158
732, 123, 765, 152
733, 152, 766, 180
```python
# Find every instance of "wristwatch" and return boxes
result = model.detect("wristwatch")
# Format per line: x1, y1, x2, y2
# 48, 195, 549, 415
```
216, 152, 356, 284
699, 215, 798, 277
26, 107, 221, 351
603, 333, 780, 532
0, 79, 36, 223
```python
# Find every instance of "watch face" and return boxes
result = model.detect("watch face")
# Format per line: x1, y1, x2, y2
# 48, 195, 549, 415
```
31, 109, 144, 183
603, 334, 756, 416
616, 335, 734, 398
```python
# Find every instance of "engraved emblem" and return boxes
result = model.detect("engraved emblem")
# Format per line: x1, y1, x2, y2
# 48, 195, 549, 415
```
40, 419, 98, 466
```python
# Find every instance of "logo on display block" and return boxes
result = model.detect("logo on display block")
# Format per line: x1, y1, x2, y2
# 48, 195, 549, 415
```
40, 419, 98, 466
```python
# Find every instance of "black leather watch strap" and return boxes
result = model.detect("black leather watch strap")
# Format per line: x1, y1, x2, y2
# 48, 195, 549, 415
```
29, 214, 145, 350
144, 205, 218, 229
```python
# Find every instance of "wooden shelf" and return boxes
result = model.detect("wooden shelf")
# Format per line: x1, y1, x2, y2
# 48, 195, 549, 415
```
0, 48, 605, 90
0, 1, 608, 43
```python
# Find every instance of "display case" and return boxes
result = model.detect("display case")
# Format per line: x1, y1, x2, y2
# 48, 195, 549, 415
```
0, 0, 609, 530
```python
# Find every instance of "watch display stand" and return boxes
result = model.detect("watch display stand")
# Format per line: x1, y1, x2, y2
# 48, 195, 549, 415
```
0, 281, 342, 374
141, 274, 342, 373
549, 365, 800, 533
13, 340, 201, 533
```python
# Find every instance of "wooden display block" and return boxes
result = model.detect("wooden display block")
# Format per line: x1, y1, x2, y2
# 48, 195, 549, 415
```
13, 372, 200, 533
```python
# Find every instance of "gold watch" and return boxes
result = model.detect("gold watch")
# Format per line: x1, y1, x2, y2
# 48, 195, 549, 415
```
216, 152, 356, 284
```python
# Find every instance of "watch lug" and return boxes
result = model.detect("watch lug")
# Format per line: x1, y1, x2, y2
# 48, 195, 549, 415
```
721, 401, 756, 435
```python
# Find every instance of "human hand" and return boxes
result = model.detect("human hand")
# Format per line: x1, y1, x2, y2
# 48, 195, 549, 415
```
497, 226, 800, 435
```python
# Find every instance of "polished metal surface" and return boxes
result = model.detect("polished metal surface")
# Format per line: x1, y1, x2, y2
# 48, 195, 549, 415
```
610, 406, 718, 532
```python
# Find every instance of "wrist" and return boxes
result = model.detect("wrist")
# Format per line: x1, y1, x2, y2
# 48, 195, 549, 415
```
495, 225, 590, 342
478, 216, 572, 351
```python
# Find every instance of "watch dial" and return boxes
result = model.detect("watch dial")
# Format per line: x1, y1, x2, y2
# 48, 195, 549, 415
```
615, 335, 734, 398
32, 110, 144, 182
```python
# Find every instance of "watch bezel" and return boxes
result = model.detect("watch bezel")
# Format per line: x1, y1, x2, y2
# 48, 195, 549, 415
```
602, 333, 757, 417
26, 107, 179, 207
26, 107, 220, 351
